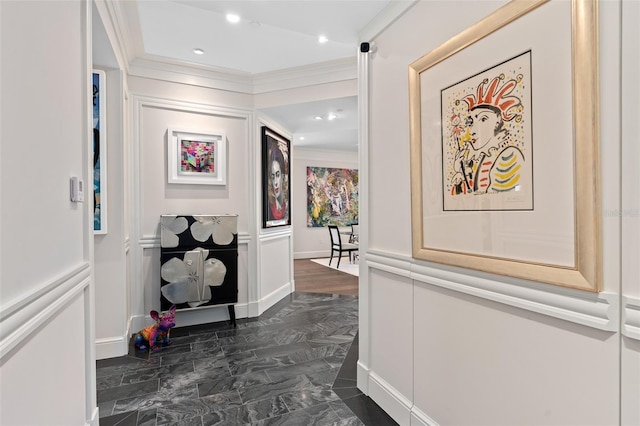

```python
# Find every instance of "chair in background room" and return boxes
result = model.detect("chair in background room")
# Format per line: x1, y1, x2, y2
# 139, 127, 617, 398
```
349, 223, 359, 244
328, 225, 359, 269
349, 223, 359, 263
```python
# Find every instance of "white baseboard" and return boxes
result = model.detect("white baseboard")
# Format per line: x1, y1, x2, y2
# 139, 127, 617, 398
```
128, 284, 295, 334
358, 356, 439, 426
368, 371, 413, 426
247, 300, 261, 317
357, 360, 370, 394
131, 302, 249, 333
86, 406, 99, 426
258, 282, 294, 315
411, 407, 440, 426
95, 335, 129, 360
294, 251, 330, 259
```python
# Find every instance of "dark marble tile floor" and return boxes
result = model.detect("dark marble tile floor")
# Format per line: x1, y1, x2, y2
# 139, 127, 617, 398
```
97, 292, 397, 426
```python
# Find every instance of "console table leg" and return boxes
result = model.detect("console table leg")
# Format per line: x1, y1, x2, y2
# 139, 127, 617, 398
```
228, 305, 237, 327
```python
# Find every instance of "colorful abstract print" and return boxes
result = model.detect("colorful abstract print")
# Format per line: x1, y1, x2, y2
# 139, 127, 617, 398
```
306, 167, 358, 227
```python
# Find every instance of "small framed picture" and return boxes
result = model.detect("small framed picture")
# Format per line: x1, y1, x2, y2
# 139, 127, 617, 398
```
167, 128, 227, 185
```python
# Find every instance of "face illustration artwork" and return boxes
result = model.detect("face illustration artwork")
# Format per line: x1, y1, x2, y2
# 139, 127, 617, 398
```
468, 106, 502, 151
270, 159, 283, 202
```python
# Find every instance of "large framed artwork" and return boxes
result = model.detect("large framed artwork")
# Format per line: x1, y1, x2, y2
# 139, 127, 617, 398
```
262, 126, 291, 228
306, 167, 359, 227
408, 0, 601, 292
92, 70, 107, 234
167, 128, 227, 185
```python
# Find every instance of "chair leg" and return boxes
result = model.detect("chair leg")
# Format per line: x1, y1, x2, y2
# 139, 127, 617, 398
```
336, 251, 341, 269
329, 249, 334, 266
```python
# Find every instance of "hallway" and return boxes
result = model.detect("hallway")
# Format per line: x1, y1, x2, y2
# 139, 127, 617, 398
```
97, 279, 395, 425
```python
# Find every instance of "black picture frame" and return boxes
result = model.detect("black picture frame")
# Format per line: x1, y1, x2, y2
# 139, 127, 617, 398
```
261, 126, 291, 228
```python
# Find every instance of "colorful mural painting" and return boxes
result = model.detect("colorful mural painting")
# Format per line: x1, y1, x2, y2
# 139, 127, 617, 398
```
306, 167, 358, 227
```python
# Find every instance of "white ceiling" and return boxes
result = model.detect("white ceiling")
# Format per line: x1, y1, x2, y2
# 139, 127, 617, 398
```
137, 0, 390, 74
260, 96, 358, 151
114, 0, 405, 151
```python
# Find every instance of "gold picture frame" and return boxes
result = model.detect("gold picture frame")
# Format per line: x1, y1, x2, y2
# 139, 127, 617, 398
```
408, 0, 601, 292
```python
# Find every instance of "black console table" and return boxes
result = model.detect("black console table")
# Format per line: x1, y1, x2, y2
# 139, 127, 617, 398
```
159, 214, 238, 326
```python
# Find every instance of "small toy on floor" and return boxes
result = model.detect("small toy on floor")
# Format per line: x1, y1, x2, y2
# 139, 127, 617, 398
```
134, 305, 176, 351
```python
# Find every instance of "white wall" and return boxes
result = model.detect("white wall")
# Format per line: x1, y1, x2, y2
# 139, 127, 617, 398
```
621, 0, 640, 423
94, 70, 129, 358
360, 1, 631, 424
128, 76, 257, 330
0, 1, 97, 424
92, 0, 132, 360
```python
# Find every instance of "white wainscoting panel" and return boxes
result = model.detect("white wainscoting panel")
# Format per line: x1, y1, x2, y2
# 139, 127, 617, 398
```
366, 249, 619, 332
0, 263, 91, 361
257, 229, 294, 315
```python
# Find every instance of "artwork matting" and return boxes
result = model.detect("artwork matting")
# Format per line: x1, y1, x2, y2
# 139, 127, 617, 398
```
167, 128, 227, 185
92, 70, 107, 234
408, 0, 601, 292
261, 126, 291, 228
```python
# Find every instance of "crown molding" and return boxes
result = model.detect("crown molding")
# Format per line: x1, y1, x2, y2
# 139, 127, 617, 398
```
128, 56, 255, 93
252, 57, 357, 94
292, 146, 359, 160
99, 0, 140, 73
358, 0, 419, 43
127, 55, 357, 95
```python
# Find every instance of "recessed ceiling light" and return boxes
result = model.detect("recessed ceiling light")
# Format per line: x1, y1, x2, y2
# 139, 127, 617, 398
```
299, 136, 305, 140
226, 13, 240, 23
327, 113, 337, 120
193, 48, 204, 55
318, 35, 328, 44
314, 116, 323, 120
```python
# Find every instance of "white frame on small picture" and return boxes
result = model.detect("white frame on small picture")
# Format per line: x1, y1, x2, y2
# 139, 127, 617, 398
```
167, 128, 227, 185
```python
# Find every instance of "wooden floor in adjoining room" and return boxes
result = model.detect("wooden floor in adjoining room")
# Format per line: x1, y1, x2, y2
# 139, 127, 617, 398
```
294, 258, 359, 296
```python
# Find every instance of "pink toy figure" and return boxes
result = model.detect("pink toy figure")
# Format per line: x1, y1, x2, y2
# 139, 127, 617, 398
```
134, 305, 176, 351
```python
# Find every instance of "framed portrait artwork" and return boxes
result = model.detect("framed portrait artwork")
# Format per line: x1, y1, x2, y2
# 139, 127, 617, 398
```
408, 0, 601, 292
167, 128, 227, 185
92, 70, 107, 234
261, 126, 291, 228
